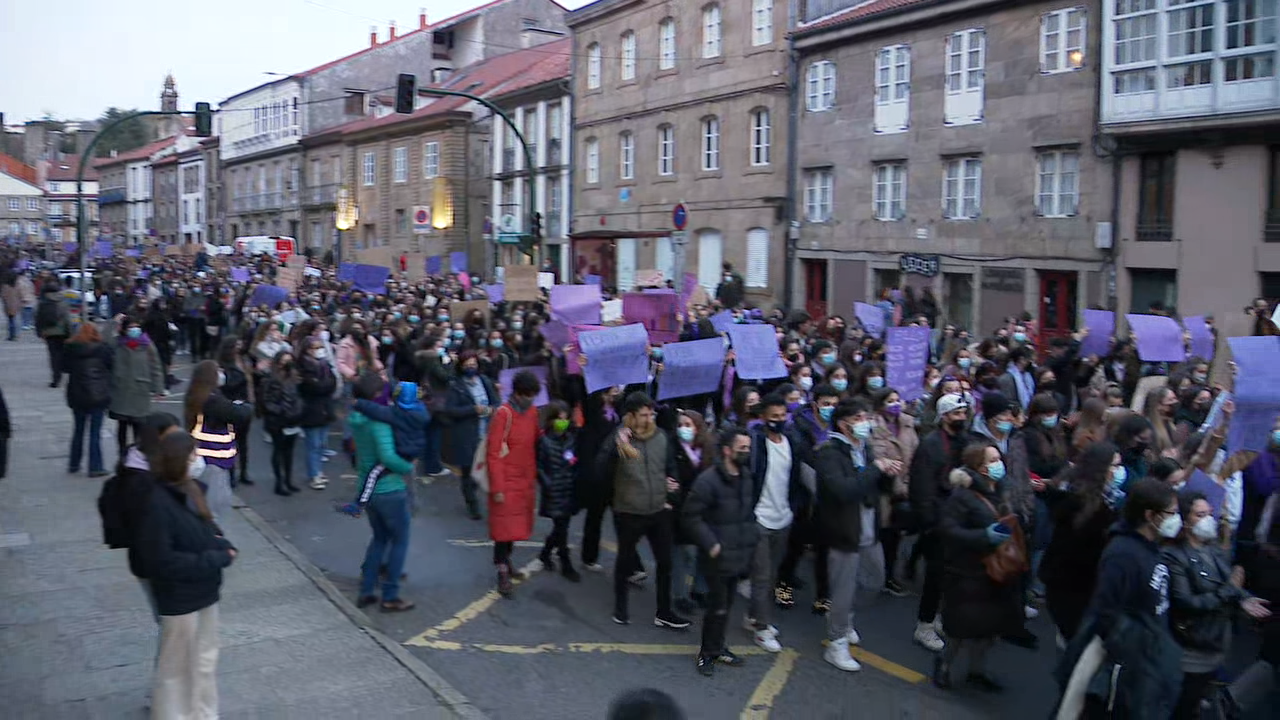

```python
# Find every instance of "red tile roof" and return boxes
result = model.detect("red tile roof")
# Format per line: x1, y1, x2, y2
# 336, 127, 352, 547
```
92, 136, 179, 168
46, 157, 99, 182
0, 152, 37, 185
340, 40, 572, 136
792, 0, 936, 37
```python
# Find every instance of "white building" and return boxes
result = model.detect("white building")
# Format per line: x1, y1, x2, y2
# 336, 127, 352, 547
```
0, 168, 44, 242
125, 157, 153, 246
178, 144, 207, 245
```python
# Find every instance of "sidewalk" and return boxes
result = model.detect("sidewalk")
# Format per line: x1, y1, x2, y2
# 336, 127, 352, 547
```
0, 335, 469, 719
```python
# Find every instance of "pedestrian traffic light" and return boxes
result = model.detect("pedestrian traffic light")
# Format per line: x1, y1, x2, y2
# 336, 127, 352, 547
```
395, 74, 417, 114
530, 211, 543, 240
194, 102, 213, 137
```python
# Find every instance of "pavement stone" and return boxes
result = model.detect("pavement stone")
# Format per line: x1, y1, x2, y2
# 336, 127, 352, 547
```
0, 337, 468, 719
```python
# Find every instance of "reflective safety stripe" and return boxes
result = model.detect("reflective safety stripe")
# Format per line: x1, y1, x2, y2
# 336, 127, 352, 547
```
191, 415, 236, 443
196, 447, 237, 459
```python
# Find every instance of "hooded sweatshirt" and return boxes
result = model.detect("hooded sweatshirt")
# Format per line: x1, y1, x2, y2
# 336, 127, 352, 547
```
353, 381, 429, 462
1089, 523, 1172, 640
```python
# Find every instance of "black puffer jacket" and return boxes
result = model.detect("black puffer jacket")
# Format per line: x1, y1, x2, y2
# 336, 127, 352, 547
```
536, 431, 578, 519
297, 357, 337, 428
682, 462, 758, 579
813, 435, 892, 552
260, 374, 303, 433
133, 482, 235, 616
64, 340, 114, 411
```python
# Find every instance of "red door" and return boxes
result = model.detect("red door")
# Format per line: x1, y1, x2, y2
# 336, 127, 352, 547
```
1037, 271, 1077, 353
803, 259, 828, 322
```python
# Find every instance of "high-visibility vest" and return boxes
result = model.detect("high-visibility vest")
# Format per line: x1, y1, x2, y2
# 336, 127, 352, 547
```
192, 413, 237, 469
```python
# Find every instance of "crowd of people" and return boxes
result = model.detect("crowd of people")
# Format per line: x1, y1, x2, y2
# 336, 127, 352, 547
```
2, 242, 1279, 718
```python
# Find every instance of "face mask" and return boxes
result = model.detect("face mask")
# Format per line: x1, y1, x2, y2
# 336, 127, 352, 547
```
677, 426, 696, 443
853, 354, 863, 364
552, 418, 571, 434
995, 420, 1014, 434
1191, 515, 1217, 541
217, 371, 227, 387
1271, 429, 1280, 446
767, 419, 787, 434
1111, 465, 1127, 486
927, 378, 940, 390
831, 378, 848, 392
799, 376, 814, 391
187, 455, 206, 481
947, 418, 967, 433
392, 312, 403, 320
320, 330, 331, 342
511, 322, 523, 331
463, 367, 478, 377
958, 357, 972, 369
126, 327, 142, 339
437, 348, 448, 358
313, 349, 328, 360
867, 376, 885, 390
820, 353, 836, 366
651, 348, 664, 361
438, 315, 450, 323
987, 460, 1007, 481
786, 401, 801, 414
452, 330, 465, 339
409, 315, 420, 324
1157, 513, 1183, 539
818, 406, 835, 422
1192, 372, 1207, 383
1041, 415, 1059, 428
382, 336, 394, 345
884, 402, 902, 417
491, 338, 504, 348
851, 420, 872, 439
732, 451, 751, 468
1013, 332, 1028, 343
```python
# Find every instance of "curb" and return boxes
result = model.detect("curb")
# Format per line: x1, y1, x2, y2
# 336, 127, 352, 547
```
236, 501, 490, 720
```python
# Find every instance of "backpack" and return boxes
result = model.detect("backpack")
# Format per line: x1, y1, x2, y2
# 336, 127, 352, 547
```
97, 469, 152, 549
35, 298, 60, 333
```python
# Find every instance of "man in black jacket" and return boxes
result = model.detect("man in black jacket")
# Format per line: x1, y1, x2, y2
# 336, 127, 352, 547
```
683, 426, 756, 676
908, 392, 971, 652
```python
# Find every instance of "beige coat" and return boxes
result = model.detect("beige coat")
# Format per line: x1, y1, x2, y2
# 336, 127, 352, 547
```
16, 276, 35, 308
0, 283, 18, 318
869, 412, 920, 527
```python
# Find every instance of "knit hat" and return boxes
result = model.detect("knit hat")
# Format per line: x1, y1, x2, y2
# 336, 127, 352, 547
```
981, 391, 1012, 420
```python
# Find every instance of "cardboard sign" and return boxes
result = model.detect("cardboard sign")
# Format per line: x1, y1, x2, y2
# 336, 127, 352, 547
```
163, 245, 180, 257
287, 254, 306, 269
143, 246, 160, 258
276, 267, 301, 292
450, 299, 490, 327
504, 265, 540, 302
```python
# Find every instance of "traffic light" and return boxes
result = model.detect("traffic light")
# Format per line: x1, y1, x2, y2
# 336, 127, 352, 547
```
194, 102, 213, 137
395, 74, 417, 114
530, 211, 543, 240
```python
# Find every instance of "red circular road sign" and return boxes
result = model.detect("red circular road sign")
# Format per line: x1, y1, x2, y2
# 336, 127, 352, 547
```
672, 203, 688, 230
414, 209, 429, 224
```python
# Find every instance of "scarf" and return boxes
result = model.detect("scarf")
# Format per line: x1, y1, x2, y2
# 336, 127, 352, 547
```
618, 414, 657, 460
681, 441, 701, 467
602, 402, 618, 423
509, 394, 533, 414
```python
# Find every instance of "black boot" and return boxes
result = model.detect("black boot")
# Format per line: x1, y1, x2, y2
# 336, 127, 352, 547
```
559, 551, 581, 582
274, 475, 290, 497
539, 547, 556, 571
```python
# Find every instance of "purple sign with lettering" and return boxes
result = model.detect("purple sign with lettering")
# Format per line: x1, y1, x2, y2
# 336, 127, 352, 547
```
657, 338, 726, 400
1226, 336, 1280, 452
351, 264, 390, 294
577, 323, 651, 393
425, 256, 442, 276
248, 284, 289, 309
450, 252, 468, 275
623, 292, 680, 344
550, 284, 602, 326
854, 302, 885, 339
886, 326, 932, 402
483, 283, 504, 304
725, 324, 786, 380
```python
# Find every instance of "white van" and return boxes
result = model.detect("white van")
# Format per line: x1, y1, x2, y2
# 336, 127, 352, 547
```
234, 236, 297, 261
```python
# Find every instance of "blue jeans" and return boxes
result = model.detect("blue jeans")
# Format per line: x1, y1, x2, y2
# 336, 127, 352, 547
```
359, 490, 411, 601
5, 314, 15, 340
69, 408, 106, 473
21, 307, 33, 330
672, 543, 709, 604
304, 426, 328, 479
420, 420, 443, 475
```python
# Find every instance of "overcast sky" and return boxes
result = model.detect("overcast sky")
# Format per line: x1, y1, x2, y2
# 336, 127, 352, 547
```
0, 0, 589, 123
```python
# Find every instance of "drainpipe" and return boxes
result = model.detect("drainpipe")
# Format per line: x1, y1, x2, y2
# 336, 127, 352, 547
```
562, 79, 575, 281
1108, 148, 1121, 312
783, 31, 801, 311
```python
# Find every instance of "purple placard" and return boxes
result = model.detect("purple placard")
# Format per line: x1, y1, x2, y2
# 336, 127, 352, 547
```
886, 326, 932, 402
94, 240, 113, 258
499, 366, 549, 407
643, 288, 677, 294
483, 283, 504, 304
351, 264, 390, 294
337, 263, 358, 282
725, 324, 786, 381
62, 242, 77, 253
1183, 469, 1227, 518
679, 272, 699, 310
14, 259, 29, 271
1183, 315, 1215, 361
230, 267, 250, 283
854, 302, 885, 339
450, 252, 468, 275
124, 248, 140, 258
577, 323, 651, 393
550, 284, 603, 326
657, 338, 726, 400
425, 256, 443, 276
1081, 309, 1115, 358
1225, 336, 1280, 453
1125, 314, 1185, 362
248, 284, 289, 308
709, 310, 735, 335
540, 321, 571, 358
622, 292, 680, 344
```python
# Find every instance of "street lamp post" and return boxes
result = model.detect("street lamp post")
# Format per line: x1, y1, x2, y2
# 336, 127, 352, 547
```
334, 185, 357, 267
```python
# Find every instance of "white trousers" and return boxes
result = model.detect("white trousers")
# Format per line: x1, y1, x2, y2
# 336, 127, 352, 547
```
152, 603, 219, 720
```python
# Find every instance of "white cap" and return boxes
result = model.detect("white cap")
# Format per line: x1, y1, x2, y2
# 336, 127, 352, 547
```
936, 393, 970, 415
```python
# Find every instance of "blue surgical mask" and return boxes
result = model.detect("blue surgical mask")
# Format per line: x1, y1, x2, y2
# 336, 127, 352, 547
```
987, 460, 1007, 480
820, 353, 836, 366
437, 315, 450, 323
818, 406, 835, 422
491, 338, 504, 348
381, 336, 393, 345
1041, 415, 1059, 428
1111, 465, 1127, 485
126, 327, 142, 339
409, 315, 421, 324
452, 330, 465, 339
995, 420, 1015, 434
851, 420, 873, 439
1272, 429, 1280, 446
512, 322, 524, 331
867, 376, 885, 390
651, 347, 664, 360
393, 312, 403, 320
677, 426, 695, 443
437, 348, 448, 358
957, 357, 972, 369
831, 378, 848, 393
1013, 332, 1028, 343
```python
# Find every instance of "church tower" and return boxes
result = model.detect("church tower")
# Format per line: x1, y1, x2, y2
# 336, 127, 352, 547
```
154, 74, 183, 138
160, 73, 178, 112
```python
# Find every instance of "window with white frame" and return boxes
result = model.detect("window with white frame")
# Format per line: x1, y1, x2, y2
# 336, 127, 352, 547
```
659, 18, 677, 70
804, 168, 833, 222
1166, 0, 1215, 89
746, 227, 769, 287
1041, 7, 1086, 73
701, 117, 720, 171
585, 137, 600, 184
7, 221, 19, 236
586, 43, 602, 89
944, 29, 985, 125
1036, 149, 1080, 217
703, 4, 722, 58
362, 151, 376, 186
753, 0, 774, 46
619, 132, 634, 180
621, 31, 637, 81
26, 197, 39, 211
27, 221, 38, 235
1112, 0, 1159, 94
423, 142, 440, 178
658, 124, 675, 175
943, 157, 983, 219
806, 60, 837, 111
873, 162, 907, 220
392, 146, 408, 183
7, 198, 19, 211
874, 45, 911, 133
750, 108, 771, 166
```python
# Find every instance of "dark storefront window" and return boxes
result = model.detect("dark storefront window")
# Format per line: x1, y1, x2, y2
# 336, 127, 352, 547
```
1266, 147, 1280, 242
1137, 153, 1175, 242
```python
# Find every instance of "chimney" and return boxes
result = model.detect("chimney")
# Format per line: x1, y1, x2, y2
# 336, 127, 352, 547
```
419, 8, 428, 29
370, 25, 378, 47
388, 21, 397, 41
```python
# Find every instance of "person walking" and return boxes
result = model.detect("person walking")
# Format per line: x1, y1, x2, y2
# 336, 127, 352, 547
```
16, 271, 35, 332
1, 269, 19, 341
133, 429, 236, 720
487, 370, 541, 596
444, 351, 500, 519
577, 385, 626, 573
297, 336, 337, 490
535, 400, 582, 582
109, 315, 165, 459
260, 350, 305, 496
35, 280, 72, 387
184, 360, 253, 523
63, 322, 114, 477
683, 426, 756, 677
214, 337, 255, 486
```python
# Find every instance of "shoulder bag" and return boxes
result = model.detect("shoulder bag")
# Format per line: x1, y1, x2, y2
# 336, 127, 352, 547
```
471, 405, 512, 495
975, 492, 1030, 584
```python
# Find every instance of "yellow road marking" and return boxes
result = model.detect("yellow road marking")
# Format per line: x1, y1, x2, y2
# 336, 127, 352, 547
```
411, 639, 768, 656
850, 646, 926, 684
741, 648, 799, 719
403, 557, 543, 645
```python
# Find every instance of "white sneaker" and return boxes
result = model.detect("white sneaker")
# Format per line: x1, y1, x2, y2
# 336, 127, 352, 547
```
754, 627, 782, 653
736, 579, 751, 599
824, 637, 862, 672
583, 562, 605, 573
628, 570, 648, 585
933, 616, 945, 636
845, 627, 861, 646
914, 622, 945, 652
743, 616, 778, 635
263, 432, 273, 444
1025, 605, 1040, 619
309, 475, 328, 490
322, 448, 338, 457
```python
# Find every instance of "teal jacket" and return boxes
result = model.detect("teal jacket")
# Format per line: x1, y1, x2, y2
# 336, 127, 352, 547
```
350, 411, 415, 494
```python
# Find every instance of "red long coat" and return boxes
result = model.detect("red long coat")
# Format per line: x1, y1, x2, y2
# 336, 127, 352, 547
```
486, 402, 540, 542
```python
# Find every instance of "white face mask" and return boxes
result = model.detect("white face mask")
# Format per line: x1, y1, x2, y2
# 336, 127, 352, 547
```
188, 454, 207, 481
216, 371, 227, 387
320, 330, 331, 342
1191, 515, 1217, 541
1157, 513, 1183, 539
799, 376, 814, 391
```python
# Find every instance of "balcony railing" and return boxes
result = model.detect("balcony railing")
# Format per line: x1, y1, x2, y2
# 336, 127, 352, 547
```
547, 139, 562, 166
99, 189, 127, 205
1266, 209, 1280, 243
306, 184, 338, 207
1135, 222, 1173, 242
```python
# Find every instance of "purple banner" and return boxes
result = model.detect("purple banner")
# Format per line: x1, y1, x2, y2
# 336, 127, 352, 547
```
550, 284, 602, 326
94, 240, 114, 259
1183, 315, 1215, 361
577, 323, 651, 393
709, 310, 735, 335
450, 252, 468, 275
679, 272, 699, 310
499, 366, 550, 407
886, 326, 932, 402
1125, 314, 1185, 362
657, 338, 726, 400
1226, 336, 1280, 453
230, 267, 250, 283
725, 324, 786, 380
540, 321, 571, 358
425, 256, 442, 276
483, 283, 504, 304
62, 242, 77, 253
248, 284, 289, 309
623, 292, 680, 345
124, 248, 140, 258
854, 302, 885, 339
337, 262, 358, 282
351, 264, 390, 294
1081, 309, 1115, 358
